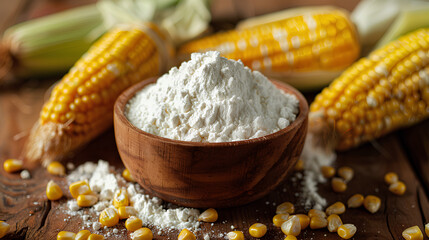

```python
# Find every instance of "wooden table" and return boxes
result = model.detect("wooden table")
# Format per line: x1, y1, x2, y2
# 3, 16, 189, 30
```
1, 0, 428, 239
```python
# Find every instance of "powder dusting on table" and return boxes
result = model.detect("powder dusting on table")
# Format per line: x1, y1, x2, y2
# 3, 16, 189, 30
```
62, 160, 200, 236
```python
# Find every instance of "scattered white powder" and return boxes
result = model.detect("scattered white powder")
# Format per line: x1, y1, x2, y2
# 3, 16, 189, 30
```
126, 51, 299, 142
20, 170, 31, 179
65, 160, 200, 231
299, 133, 336, 210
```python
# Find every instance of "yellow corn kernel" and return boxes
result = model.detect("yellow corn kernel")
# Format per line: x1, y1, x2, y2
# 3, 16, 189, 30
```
276, 201, 295, 214
425, 223, 429, 238
384, 172, 399, 185
113, 188, 129, 208
88, 234, 104, 240
57, 231, 76, 240
198, 208, 218, 223
389, 181, 406, 195
75, 230, 91, 240
249, 223, 267, 238
178, 229, 196, 240
131, 228, 153, 240
338, 166, 354, 182
46, 180, 63, 201
284, 236, 297, 240
321, 166, 336, 178
326, 202, 346, 215
99, 208, 119, 227
122, 168, 135, 182
347, 194, 364, 208
3, 159, 23, 173
294, 214, 310, 230
308, 209, 326, 218
69, 180, 92, 199
281, 215, 301, 236
125, 216, 143, 232
310, 216, 328, 229
402, 226, 424, 240
0, 221, 10, 238
47, 161, 66, 176
337, 224, 357, 239
227, 231, 244, 240
77, 194, 98, 207
118, 206, 138, 219
331, 177, 347, 192
327, 214, 343, 232
364, 195, 381, 214
273, 214, 289, 227
294, 159, 304, 171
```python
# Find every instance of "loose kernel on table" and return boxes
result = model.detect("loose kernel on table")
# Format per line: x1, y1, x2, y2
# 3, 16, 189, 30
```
327, 214, 343, 232
389, 181, 406, 195
99, 208, 119, 227
276, 201, 295, 214
178, 229, 196, 240
88, 233, 105, 240
118, 206, 138, 219
198, 208, 218, 223
75, 230, 91, 240
321, 166, 336, 178
363, 195, 381, 214
294, 159, 304, 171
310, 216, 328, 229
122, 168, 135, 182
3, 159, 23, 173
402, 226, 423, 240
331, 177, 347, 192
77, 194, 98, 207
284, 235, 297, 240
337, 224, 357, 239
384, 172, 399, 185
308, 209, 326, 218
425, 223, 429, 238
125, 216, 143, 232
46, 180, 63, 201
57, 231, 76, 240
131, 228, 153, 240
47, 161, 66, 176
249, 223, 267, 238
288, 214, 310, 230
347, 194, 364, 208
338, 166, 354, 182
113, 188, 129, 208
69, 180, 92, 199
227, 231, 244, 240
326, 202, 346, 216
273, 214, 289, 227
0, 221, 10, 238
281, 215, 301, 236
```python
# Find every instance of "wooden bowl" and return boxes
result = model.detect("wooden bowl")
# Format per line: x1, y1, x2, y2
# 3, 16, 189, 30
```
114, 77, 308, 208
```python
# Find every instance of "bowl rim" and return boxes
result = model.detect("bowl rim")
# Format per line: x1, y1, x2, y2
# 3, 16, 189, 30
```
114, 77, 308, 147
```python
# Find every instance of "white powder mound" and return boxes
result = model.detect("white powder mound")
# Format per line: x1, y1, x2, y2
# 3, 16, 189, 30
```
66, 160, 200, 231
126, 51, 299, 142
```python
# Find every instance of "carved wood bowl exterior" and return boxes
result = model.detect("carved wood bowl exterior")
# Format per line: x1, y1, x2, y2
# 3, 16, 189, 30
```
114, 77, 308, 208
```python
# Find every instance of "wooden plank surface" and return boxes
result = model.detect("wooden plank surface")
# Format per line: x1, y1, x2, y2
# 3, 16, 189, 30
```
1, 0, 429, 240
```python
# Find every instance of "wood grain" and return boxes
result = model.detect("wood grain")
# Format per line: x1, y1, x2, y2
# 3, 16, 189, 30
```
114, 78, 308, 208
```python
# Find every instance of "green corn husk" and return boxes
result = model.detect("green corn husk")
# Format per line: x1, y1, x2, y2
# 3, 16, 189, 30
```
1, 5, 103, 82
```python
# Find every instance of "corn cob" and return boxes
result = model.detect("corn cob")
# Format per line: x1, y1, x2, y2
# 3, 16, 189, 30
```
309, 28, 429, 150
23, 22, 173, 165
0, 5, 102, 84
178, 6, 360, 90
